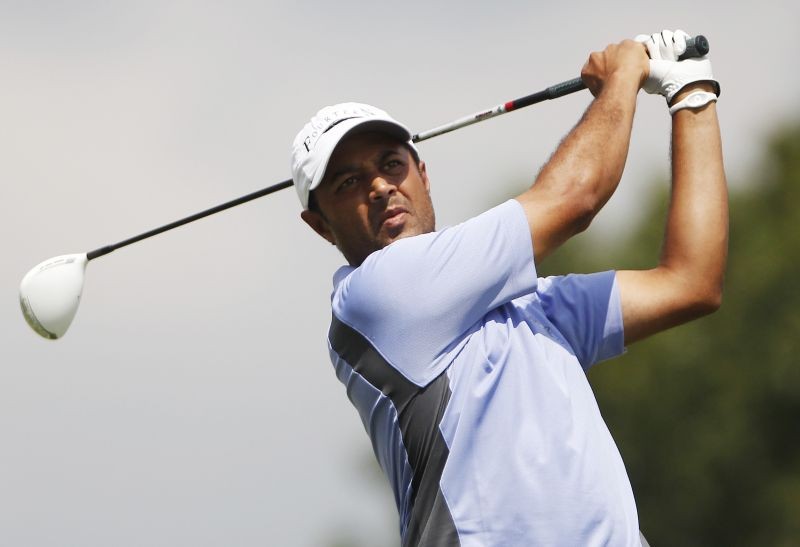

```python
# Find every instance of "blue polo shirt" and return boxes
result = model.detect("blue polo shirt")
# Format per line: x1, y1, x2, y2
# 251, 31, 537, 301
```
327, 199, 638, 546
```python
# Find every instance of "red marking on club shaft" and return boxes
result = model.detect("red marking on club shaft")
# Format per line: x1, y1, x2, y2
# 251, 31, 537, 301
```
504, 100, 516, 112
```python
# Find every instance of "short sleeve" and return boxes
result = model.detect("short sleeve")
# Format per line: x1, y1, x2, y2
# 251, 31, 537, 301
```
537, 271, 625, 370
331, 199, 537, 386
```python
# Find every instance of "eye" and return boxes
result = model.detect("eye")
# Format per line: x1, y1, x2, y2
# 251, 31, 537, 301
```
335, 176, 358, 193
384, 158, 404, 170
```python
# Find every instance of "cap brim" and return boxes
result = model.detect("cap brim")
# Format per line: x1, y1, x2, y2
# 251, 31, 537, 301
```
307, 117, 414, 194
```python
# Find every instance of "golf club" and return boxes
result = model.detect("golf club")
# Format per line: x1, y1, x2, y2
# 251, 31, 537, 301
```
19, 36, 709, 339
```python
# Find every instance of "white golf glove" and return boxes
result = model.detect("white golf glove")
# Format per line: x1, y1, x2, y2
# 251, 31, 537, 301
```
635, 29, 720, 103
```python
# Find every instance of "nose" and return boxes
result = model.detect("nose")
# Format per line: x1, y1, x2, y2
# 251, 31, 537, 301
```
369, 175, 397, 202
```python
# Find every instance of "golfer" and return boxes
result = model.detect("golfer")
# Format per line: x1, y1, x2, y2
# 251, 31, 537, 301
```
291, 30, 726, 546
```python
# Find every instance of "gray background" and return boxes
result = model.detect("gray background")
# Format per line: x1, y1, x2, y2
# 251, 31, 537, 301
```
2, 1, 797, 545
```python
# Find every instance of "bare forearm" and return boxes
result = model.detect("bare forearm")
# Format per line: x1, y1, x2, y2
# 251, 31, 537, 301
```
618, 87, 728, 343
518, 73, 640, 258
661, 89, 728, 304
538, 74, 638, 208
514, 39, 648, 260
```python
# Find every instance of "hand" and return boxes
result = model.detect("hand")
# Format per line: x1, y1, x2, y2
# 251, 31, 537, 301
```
635, 29, 720, 103
581, 39, 649, 97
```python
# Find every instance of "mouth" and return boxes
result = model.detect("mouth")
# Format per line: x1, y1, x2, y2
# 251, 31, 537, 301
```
377, 207, 409, 232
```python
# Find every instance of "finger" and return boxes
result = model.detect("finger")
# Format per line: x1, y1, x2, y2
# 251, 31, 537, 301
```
634, 34, 653, 59
645, 33, 661, 60
673, 29, 689, 56
660, 29, 675, 58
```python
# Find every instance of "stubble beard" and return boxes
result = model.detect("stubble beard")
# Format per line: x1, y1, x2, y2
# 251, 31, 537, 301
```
341, 197, 436, 267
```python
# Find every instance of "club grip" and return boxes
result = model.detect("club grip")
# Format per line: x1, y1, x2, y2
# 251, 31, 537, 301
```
548, 78, 587, 98
679, 35, 709, 60
546, 34, 710, 100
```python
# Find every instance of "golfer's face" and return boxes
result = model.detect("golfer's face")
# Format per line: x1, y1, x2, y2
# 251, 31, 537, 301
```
310, 131, 435, 265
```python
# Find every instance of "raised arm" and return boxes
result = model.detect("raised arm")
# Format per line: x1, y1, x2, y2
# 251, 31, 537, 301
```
617, 31, 728, 344
618, 83, 727, 343
515, 40, 648, 261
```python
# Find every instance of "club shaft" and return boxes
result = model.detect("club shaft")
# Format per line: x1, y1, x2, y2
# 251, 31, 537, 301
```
87, 180, 293, 260
412, 35, 708, 142
412, 78, 586, 142
85, 35, 709, 262
86, 77, 585, 262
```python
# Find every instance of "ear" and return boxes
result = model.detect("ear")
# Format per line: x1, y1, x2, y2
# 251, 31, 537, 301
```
418, 160, 430, 192
300, 209, 337, 246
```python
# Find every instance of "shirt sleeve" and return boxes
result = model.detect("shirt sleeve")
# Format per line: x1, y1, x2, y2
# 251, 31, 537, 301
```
537, 271, 625, 371
331, 199, 537, 386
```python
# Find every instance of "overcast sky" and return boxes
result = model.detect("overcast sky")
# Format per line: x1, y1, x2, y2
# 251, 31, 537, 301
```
2, 1, 798, 546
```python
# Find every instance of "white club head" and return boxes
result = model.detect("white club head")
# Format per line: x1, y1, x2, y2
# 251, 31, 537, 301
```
19, 254, 88, 339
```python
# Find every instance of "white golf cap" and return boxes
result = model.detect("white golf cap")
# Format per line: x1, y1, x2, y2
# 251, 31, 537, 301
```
291, 102, 417, 209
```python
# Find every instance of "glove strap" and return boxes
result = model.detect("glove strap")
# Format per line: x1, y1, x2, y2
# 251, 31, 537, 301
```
669, 91, 718, 115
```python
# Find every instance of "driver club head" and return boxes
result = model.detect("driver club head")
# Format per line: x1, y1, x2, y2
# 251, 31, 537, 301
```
19, 254, 88, 339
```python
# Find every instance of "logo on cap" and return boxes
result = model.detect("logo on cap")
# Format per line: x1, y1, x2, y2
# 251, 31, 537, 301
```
301, 105, 381, 154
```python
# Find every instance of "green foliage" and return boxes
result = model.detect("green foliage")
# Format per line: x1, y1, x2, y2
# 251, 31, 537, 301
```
541, 121, 800, 546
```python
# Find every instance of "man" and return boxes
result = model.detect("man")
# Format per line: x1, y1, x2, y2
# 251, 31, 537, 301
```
291, 30, 727, 546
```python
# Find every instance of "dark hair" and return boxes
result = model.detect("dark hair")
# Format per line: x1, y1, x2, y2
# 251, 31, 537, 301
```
308, 189, 322, 215
404, 142, 420, 165
306, 141, 421, 216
